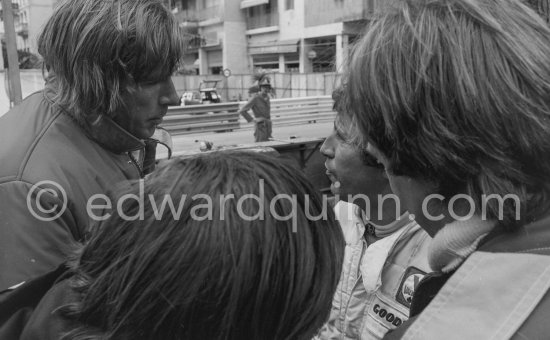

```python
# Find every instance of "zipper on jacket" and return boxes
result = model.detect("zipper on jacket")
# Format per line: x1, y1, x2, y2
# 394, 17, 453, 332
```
128, 151, 144, 178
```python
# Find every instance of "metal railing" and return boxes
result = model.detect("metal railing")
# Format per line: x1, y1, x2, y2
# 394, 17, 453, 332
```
174, 10, 199, 23
238, 95, 335, 129
161, 102, 241, 135
198, 5, 223, 21
161, 96, 335, 136
173, 5, 223, 23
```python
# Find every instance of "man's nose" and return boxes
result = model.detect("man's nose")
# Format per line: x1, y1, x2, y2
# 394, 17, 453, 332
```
159, 78, 180, 106
320, 137, 333, 158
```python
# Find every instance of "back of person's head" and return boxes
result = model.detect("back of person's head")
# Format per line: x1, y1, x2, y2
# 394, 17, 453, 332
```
524, 0, 550, 22
61, 151, 344, 340
38, 0, 184, 126
344, 0, 550, 229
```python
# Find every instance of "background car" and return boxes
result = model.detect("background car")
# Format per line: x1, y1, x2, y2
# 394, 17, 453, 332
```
180, 91, 202, 105
180, 80, 222, 106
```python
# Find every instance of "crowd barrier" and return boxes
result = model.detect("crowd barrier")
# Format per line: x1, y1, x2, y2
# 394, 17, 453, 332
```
161, 96, 335, 135
161, 102, 241, 135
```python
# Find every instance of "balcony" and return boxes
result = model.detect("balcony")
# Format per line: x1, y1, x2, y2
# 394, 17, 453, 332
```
246, 11, 279, 30
304, 0, 376, 27
174, 9, 199, 25
185, 34, 206, 51
172, 4, 223, 25
197, 5, 223, 23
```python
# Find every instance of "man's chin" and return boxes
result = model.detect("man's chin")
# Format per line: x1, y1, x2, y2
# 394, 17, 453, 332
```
133, 126, 156, 140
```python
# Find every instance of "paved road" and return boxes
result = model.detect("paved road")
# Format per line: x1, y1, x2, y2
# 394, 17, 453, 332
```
167, 121, 333, 157
157, 121, 334, 191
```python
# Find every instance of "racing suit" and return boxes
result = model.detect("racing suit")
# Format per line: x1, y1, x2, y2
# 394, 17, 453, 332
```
319, 201, 431, 339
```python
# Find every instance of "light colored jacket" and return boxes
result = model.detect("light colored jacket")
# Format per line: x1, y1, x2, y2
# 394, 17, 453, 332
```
319, 201, 432, 340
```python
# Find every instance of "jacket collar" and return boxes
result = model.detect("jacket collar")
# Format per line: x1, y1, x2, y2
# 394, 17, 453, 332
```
479, 213, 550, 255
428, 216, 496, 273
86, 115, 145, 154
43, 89, 145, 154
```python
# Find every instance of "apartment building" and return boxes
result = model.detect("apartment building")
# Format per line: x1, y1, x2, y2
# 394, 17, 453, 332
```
171, 0, 380, 74
173, 0, 249, 75
0, 0, 56, 54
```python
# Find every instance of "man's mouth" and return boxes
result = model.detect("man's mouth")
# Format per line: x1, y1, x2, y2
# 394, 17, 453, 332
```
325, 168, 337, 183
149, 116, 164, 125
150, 109, 168, 124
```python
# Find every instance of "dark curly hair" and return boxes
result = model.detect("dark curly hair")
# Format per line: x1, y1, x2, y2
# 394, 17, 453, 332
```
60, 151, 344, 340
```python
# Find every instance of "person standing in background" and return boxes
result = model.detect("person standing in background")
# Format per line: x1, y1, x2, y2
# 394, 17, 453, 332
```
238, 74, 273, 142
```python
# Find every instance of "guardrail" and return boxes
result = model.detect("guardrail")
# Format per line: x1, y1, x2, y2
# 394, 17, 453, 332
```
161, 96, 335, 135
161, 102, 240, 135
272, 95, 334, 124
238, 95, 335, 129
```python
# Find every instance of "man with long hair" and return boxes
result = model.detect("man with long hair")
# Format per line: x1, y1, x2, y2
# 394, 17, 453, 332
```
317, 88, 431, 339
0, 0, 183, 293
342, 0, 550, 337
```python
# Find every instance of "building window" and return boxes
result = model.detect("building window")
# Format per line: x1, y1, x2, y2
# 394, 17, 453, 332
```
246, 1, 279, 30
309, 37, 336, 73
285, 63, 299, 72
284, 54, 299, 72
170, 0, 186, 10
210, 66, 222, 75
202, 0, 219, 8
285, 0, 294, 10
253, 54, 279, 72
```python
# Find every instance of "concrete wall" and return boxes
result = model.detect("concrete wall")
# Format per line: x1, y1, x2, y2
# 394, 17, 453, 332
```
27, 0, 55, 54
223, 21, 249, 74
278, 0, 304, 40
223, 0, 248, 74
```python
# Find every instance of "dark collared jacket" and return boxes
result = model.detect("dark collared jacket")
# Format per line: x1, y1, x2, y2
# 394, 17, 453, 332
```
0, 91, 158, 292
384, 214, 550, 339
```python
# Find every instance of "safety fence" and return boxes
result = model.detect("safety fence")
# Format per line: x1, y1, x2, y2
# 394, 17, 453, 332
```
172, 72, 342, 101
161, 96, 335, 135
161, 102, 241, 135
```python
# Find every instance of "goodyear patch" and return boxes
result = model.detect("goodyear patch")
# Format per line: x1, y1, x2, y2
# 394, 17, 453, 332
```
396, 266, 426, 308
365, 295, 409, 339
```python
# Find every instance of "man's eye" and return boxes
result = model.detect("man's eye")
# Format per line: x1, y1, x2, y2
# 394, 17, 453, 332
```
137, 80, 158, 87
335, 129, 348, 142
